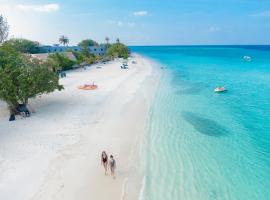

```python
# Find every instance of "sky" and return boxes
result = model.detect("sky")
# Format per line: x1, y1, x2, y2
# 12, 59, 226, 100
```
0, 0, 270, 45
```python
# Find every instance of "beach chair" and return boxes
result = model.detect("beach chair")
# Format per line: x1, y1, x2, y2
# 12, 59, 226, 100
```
120, 64, 128, 69
17, 104, 30, 117
60, 71, 66, 78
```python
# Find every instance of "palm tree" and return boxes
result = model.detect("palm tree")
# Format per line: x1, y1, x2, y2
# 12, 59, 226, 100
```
59, 35, 69, 46
105, 37, 110, 45
116, 38, 120, 43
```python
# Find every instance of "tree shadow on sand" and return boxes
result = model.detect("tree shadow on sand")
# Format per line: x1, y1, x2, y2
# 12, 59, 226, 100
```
181, 111, 229, 137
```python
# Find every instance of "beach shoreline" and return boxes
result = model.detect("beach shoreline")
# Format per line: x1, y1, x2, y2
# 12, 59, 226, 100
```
0, 54, 161, 200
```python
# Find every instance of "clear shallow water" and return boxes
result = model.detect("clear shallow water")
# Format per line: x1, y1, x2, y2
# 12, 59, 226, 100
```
130, 46, 270, 200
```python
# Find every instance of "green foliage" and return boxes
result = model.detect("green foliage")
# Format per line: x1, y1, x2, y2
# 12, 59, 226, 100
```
106, 43, 129, 58
0, 44, 23, 107
3, 38, 42, 54
71, 51, 85, 64
0, 45, 63, 113
48, 53, 76, 71
83, 54, 101, 64
84, 55, 96, 64
78, 39, 99, 57
78, 39, 98, 47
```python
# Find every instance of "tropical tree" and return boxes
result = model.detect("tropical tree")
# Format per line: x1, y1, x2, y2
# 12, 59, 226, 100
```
78, 39, 98, 57
71, 50, 85, 64
78, 39, 98, 47
116, 38, 120, 43
107, 43, 129, 59
84, 54, 97, 64
3, 38, 42, 53
0, 14, 9, 44
105, 37, 110, 45
48, 53, 76, 71
59, 35, 69, 46
0, 44, 63, 116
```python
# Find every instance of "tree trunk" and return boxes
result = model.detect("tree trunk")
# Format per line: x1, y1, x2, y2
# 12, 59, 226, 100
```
8, 104, 17, 115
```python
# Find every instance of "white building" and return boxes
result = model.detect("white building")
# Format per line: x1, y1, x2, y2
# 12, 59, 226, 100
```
41, 45, 107, 56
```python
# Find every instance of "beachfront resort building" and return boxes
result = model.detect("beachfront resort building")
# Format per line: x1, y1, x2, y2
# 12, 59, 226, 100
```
41, 45, 106, 56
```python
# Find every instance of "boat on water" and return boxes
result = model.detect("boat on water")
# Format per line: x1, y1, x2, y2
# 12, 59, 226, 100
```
214, 86, 227, 93
243, 56, 252, 62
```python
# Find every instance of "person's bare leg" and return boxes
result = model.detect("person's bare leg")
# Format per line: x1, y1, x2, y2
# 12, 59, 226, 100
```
105, 162, 108, 175
111, 167, 116, 179
103, 163, 107, 175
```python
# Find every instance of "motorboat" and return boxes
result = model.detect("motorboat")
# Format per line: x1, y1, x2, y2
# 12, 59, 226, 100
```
243, 56, 252, 62
214, 86, 227, 93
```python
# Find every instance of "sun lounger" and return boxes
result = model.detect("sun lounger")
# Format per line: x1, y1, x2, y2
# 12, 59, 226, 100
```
120, 64, 128, 69
17, 104, 30, 117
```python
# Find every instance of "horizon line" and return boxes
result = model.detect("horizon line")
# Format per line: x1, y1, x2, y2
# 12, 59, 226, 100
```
128, 44, 270, 47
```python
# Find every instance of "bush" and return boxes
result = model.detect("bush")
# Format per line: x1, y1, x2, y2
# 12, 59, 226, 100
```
71, 51, 84, 64
3, 38, 43, 54
78, 39, 99, 57
106, 43, 129, 58
48, 53, 76, 71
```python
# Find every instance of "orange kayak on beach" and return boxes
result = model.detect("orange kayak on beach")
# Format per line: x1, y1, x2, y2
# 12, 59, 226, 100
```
78, 84, 98, 90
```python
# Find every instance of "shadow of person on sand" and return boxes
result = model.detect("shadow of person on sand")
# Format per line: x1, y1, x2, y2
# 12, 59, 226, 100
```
181, 111, 229, 137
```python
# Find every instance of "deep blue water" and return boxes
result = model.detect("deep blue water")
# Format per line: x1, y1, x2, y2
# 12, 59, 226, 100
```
130, 46, 270, 200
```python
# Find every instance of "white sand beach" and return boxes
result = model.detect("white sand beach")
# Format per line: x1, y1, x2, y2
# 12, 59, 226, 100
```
0, 54, 161, 200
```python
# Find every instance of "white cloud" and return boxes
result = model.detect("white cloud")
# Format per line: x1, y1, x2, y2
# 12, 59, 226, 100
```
117, 21, 123, 27
127, 22, 135, 28
108, 20, 124, 27
253, 10, 270, 17
208, 26, 221, 33
133, 11, 148, 16
16, 4, 59, 12
78, 13, 92, 16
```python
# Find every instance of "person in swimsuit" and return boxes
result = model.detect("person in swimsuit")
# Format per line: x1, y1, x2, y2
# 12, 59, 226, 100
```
101, 151, 108, 175
109, 155, 116, 179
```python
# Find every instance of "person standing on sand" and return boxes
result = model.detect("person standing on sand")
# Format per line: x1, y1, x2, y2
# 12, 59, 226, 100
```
109, 155, 116, 179
101, 151, 108, 175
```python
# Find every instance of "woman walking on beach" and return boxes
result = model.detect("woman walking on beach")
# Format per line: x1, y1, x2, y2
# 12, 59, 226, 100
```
101, 151, 108, 175
109, 155, 116, 179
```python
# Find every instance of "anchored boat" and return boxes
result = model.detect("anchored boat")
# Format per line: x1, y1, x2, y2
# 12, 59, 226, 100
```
214, 86, 227, 93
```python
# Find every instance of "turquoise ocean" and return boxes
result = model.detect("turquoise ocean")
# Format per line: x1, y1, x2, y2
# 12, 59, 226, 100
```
131, 46, 270, 200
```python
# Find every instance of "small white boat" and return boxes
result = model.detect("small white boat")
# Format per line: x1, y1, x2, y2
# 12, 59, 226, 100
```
243, 56, 252, 62
214, 86, 227, 93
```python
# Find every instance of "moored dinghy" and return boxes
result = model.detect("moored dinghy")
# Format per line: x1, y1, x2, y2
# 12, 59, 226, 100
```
243, 56, 252, 62
214, 86, 227, 93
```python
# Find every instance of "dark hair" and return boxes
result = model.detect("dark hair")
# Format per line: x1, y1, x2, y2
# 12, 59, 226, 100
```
102, 151, 107, 157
